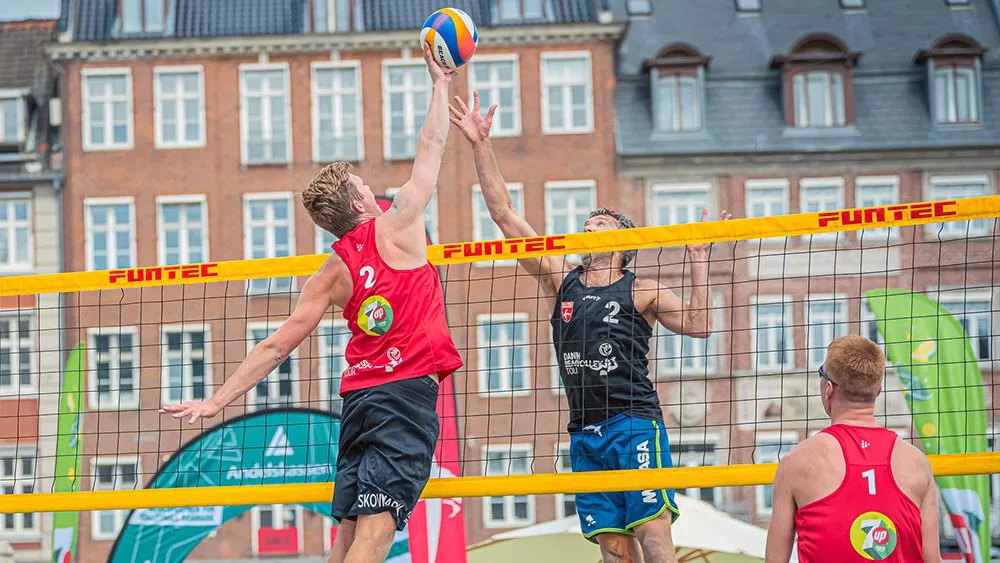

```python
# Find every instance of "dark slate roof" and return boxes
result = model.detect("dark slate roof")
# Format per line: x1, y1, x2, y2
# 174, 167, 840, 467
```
613, 0, 1000, 156
0, 20, 57, 92
63, 0, 597, 42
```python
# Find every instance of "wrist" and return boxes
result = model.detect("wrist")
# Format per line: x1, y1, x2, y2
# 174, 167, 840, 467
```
208, 395, 224, 412
471, 138, 492, 150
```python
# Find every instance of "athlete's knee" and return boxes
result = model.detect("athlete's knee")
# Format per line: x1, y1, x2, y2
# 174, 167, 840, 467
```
597, 533, 640, 563
352, 512, 396, 546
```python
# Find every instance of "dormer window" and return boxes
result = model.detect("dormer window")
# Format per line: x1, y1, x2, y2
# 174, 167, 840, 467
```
772, 34, 860, 129
310, 0, 354, 33
498, 0, 545, 21
736, 0, 761, 12
916, 34, 985, 126
120, 0, 166, 33
644, 44, 709, 134
0, 96, 24, 144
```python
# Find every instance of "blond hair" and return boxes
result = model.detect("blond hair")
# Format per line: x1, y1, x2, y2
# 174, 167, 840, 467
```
302, 162, 361, 238
824, 335, 886, 403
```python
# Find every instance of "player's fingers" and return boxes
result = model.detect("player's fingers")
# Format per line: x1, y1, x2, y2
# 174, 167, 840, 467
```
701, 208, 709, 222
486, 104, 498, 122
453, 95, 469, 113
473, 91, 480, 112
188, 412, 200, 425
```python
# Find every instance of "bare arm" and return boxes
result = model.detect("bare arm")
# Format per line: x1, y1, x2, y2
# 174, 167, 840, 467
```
765, 458, 798, 563
918, 457, 941, 563
451, 93, 567, 294
381, 46, 455, 248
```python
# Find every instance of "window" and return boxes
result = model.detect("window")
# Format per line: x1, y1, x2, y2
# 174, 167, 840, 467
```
311, 62, 363, 162
161, 326, 210, 405
154, 67, 204, 148
472, 183, 524, 267
243, 194, 295, 294
483, 445, 534, 528
477, 314, 530, 394
541, 53, 593, 134
752, 300, 793, 371
386, 187, 438, 242
316, 227, 337, 254
945, 0, 970, 4
253, 505, 302, 555
318, 322, 350, 416
671, 441, 720, 507
545, 181, 595, 235
800, 178, 844, 241
88, 328, 139, 409
120, 0, 165, 33
755, 434, 796, 515
654, 75, 702, 132
240, 65, 292, 164
248, 325, 296, 409
855, 176, 900, 241
498, 0, 544, 20
655, 296, 721, 376
736, 0, 761, 11
0, 196, 31, 271
0, 450, 36, 537
0, 97, 24, 143
311, 0, 353, 32
933, 66, 979, 124
806, 297, 847, 368
82, 69, 132, 150
554, 444, 576, 518
793, 71, 846, 128
627, 0, 653, 15
937, 292, 993, 363
929, 176, 990, 237
840, 0, 865, 7
650, 183, 708, 226
91, 458, 139, 540
157, 196, 207, 265
469, 57, 521, 136
0, 314, 34, 395
859, 301, 893, 367
383, 62, 430, 159
85, 198, 135, 271
745, 180, 789, 218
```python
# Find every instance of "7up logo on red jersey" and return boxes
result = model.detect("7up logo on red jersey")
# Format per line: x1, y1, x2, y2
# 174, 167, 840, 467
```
850, 511, 898, 560
359, 295, 394, 336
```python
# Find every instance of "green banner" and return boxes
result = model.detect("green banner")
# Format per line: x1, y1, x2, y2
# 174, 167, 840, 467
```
865, 289, 990, 562
52, 342, 85, 563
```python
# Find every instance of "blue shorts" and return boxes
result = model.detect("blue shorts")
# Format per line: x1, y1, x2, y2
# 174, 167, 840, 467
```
569, 413, 679, 542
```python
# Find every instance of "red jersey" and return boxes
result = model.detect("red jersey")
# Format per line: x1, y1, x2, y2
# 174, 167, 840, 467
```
332, 219, 463, 395
794, 424, 924, 562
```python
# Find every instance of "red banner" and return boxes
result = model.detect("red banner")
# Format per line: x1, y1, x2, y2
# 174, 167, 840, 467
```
257, 527, 298, 555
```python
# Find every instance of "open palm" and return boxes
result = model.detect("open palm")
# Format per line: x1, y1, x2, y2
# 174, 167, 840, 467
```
449, 91, 497, 143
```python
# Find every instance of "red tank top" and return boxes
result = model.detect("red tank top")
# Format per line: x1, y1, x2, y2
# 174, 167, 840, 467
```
794, 425, 924, 562
332, 219, 463, 395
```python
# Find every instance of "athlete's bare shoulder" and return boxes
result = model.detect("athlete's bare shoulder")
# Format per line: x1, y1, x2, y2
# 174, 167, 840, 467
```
777, 432, 843, 506
312, 250, 353, 309
891, 436, 932, 503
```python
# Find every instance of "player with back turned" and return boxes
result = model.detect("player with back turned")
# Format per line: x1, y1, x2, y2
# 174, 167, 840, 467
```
450, 93, 732, 563
161, 45, 462, 563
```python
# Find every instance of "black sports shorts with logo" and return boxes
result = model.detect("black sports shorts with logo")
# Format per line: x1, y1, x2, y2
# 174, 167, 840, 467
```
331, 375, 440, 531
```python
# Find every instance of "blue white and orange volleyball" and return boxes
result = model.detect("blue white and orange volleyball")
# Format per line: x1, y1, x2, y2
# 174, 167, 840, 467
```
420, 8, 479, 69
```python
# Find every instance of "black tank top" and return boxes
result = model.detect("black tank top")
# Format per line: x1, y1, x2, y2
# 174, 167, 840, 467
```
550, 266, 663, 432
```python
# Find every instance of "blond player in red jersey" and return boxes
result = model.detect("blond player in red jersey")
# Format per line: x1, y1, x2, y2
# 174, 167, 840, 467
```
765, 335, 940, 562
161, 46, 463, 563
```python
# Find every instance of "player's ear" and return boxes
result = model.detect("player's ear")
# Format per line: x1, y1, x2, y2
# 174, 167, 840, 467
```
350, 198, 365, 214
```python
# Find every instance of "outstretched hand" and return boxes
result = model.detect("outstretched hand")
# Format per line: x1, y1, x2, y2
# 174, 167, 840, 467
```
423, 44, 457, 84
687, 209, 734, 260
449, 91, 497, 143
160, 399, 222, 425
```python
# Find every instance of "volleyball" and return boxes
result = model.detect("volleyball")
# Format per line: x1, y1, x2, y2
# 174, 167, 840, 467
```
420, 8, 478, 69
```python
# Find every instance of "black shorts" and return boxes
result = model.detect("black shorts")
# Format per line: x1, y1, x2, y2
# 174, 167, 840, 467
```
331, 375, 440, 531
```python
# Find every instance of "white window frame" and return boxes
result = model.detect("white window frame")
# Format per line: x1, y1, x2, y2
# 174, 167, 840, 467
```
84, 196, 137, 272
153, 65, 206, 149
648, 182, 710, 226
0, 447, 38, 539
550, 348, 563, 397
239, 63, 293, 165
0, 312, 37, 396
251, 504, 305, 555
554, 442, 576, 519
472, 183, 524, 268
931, 288, 995, 366
754, 432, 797, 517
382, 59, 431, 160
751, 296, 794, 373
540, 51, 594, 135
160, 324, 213, 406
654, 293, 723, 377
156, 194, 209, 265
81, 68, 134, 151
799, 177, 845, 242
744, 179, 789, 218
90, 456, 140, 540
318, 320, 350, 414
805, 295, 849, 369
0, 93, 26, 144
477, 313, 532, 397
926, 174, 991, 238
482, 444, 535, 528
544, 180, 596, 235
247, 322, 299, 410
932, 64, 980, 125
792, 70, 846, 128
87, 327, 140, 410
315, 225, 338, 254
386, 187, 438, 242
0, 192, 33, 274
243, 192, 297, 295
855, 175, 901, 242
468, 54, 522, 137
310, 60, 364, 163
653, 72, 703, 133
671, 434, 722, 508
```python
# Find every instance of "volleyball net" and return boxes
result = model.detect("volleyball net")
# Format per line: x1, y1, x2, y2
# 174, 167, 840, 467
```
0, 195, 998, 550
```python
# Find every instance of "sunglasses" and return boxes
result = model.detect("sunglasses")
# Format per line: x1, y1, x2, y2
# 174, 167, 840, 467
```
818, 364, 838, 386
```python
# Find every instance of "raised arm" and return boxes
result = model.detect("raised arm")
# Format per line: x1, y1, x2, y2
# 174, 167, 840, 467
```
450, 93, 567, 294
380, 45, 455, 246
161, 255, 351, 423
765, 456, 798, 563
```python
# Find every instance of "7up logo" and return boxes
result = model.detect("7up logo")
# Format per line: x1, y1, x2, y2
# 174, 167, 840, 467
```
358, 295, 394, 337
849, 511, 898, 560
